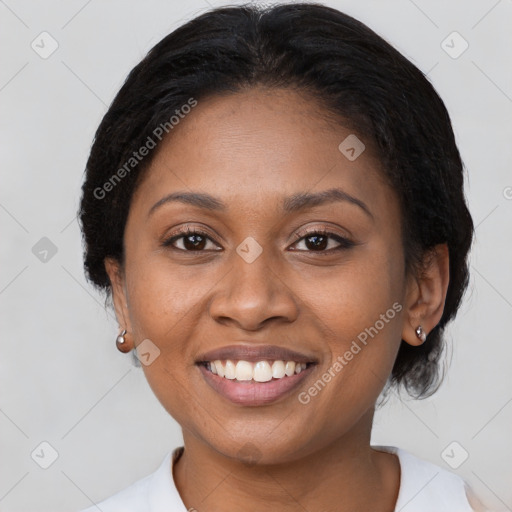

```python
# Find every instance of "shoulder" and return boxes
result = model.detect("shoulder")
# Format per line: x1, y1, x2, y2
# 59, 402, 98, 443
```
78, 448, 185, 512
373, 445, 482, 512
79, 472, 153, 512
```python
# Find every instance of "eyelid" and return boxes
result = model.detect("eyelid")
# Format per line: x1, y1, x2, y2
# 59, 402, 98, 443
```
161, 225, 221, 250
292, 226, 351, 242
290, 227, 355, 251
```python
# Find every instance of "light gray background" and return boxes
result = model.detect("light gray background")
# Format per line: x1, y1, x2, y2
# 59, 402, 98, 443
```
1, 0, 511, 511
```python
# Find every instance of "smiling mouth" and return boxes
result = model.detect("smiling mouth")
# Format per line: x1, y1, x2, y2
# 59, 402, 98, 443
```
198, 359, 313, 382
196, 359, 317, 406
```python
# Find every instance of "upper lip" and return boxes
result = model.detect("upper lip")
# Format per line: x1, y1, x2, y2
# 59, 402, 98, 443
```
196, 344, 318, 364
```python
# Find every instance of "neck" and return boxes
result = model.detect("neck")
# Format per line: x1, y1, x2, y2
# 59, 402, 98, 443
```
173, 409, 400, 512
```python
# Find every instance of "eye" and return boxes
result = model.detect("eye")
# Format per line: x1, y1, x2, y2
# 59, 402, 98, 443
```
162, 226, 221, 252
162, 226, 355, 253
290, 228, 355, 253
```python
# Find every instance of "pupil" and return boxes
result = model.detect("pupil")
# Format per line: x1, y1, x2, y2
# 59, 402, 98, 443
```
307, 234, 327, 250
184, 234, 206, 250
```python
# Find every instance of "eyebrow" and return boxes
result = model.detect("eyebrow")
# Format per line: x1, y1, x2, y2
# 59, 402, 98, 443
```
148, 187, 373, 219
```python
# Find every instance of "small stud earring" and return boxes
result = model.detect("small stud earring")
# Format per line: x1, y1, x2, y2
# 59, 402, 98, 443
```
116, 329, 131, 353
415, 325, 427, 343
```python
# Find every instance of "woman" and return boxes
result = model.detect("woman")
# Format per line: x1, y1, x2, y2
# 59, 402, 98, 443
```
79, 3, 484, 511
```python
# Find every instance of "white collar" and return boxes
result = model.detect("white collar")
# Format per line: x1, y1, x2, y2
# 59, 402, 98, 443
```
139, 445, 474, 512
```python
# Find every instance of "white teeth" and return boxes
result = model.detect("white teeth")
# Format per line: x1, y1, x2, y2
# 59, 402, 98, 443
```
224, 360, 236, 379
205, 359, 309, 381
213, 360, 224, 377
285, 361, 296, 376
272, 360, 286, 379
253, 361, 273, 382
293, 363, 307, 375
235, 360, 253, 381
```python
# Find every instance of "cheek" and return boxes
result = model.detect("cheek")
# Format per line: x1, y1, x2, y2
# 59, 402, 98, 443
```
122, 256, 204, 423
123, 252, 216, 390
124, 252, 202, 337
305, 244, 405, 381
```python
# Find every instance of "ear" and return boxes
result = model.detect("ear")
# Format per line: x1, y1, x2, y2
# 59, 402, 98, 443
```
104, 257, 133, 350
402, 243, 450, 346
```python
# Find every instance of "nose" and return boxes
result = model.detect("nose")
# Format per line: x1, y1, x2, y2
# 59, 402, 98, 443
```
208, 246, 299, 331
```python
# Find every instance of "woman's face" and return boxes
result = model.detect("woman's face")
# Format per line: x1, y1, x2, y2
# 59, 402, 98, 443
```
108, 87, 415, 463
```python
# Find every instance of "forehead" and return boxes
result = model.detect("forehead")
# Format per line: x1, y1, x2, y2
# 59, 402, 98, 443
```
131, 87, 394, 220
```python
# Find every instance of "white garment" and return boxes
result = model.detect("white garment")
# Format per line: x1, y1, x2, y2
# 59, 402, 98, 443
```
79, 445, 476, 511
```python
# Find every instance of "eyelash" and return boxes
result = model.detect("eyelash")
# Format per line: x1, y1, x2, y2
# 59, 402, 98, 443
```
162, 226, 355, 254
292, 228, 355, 252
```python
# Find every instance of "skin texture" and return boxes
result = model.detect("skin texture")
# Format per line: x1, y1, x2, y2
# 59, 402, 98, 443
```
106, 87, 450, 512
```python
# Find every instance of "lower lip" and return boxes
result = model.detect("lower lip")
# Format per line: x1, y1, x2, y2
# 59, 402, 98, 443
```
198, 364, 315, 406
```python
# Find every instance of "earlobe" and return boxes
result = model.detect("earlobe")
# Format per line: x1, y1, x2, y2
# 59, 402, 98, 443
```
104, 257, 133, 352
115, 328, 132, 353
401, 244, 450, 347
